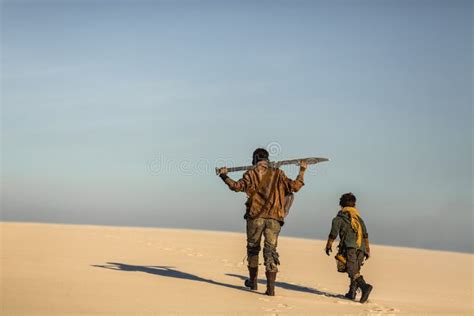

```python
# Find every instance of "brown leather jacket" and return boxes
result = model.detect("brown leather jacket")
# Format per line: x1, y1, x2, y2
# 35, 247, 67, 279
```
221, 161, 305, 222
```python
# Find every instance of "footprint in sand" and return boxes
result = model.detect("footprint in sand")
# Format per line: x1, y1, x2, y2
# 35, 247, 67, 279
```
365, 303, 400, 315
220, 259, 235, 267
277, 303, 293, 310
258, 297, 293, 314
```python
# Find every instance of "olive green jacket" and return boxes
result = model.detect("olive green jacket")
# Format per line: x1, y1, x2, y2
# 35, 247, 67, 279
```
328, 211, 369, 254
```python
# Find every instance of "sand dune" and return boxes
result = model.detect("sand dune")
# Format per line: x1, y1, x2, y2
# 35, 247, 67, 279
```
1, 222, 472, 315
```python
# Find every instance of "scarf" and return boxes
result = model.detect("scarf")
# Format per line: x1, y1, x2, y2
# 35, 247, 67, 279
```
341, 207, 363, 248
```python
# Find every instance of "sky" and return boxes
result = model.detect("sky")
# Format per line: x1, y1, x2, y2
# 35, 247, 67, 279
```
1, 0, 472, 253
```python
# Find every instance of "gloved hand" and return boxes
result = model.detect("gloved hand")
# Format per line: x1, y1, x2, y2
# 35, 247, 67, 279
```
364, 238, 371, 260
325, 239, 333, 256
217, 167, 228, 175
299, 160, 308, 172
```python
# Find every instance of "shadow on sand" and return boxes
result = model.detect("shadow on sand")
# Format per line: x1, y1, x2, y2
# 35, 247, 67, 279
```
226, 273, 346, 299
92, 262, 253, 293
92, 262, 345, 299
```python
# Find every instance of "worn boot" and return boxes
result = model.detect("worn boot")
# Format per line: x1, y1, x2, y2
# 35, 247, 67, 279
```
244, 267, 258, 290
355, 276, 373, 303
265, 271, 277, 296
344, 280, 358, 300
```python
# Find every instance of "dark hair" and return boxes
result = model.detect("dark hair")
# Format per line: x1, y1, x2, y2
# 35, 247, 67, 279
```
252, 148, 269, 165
339, 192, 357, 207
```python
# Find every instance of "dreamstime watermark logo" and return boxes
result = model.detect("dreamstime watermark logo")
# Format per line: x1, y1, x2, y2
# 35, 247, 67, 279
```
147, 141, 324, 176
266, 141, 282, 157
147, 154, 238, 176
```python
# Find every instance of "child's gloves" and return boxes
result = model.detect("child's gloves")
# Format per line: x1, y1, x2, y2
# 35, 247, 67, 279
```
325, 239, 333, 256
364, 238, 371, 260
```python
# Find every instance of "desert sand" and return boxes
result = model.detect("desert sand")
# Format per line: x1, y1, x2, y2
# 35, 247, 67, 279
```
1, 222, 472, 315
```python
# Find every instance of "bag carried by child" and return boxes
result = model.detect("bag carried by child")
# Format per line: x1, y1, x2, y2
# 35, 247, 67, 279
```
335, 253, 347, 273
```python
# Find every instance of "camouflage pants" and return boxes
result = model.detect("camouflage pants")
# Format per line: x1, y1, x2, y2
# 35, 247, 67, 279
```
246, 218, 281, 272
346, 248, 365, 280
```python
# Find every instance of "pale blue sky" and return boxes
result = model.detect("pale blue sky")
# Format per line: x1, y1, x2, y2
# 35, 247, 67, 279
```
1, 0, 472, 252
